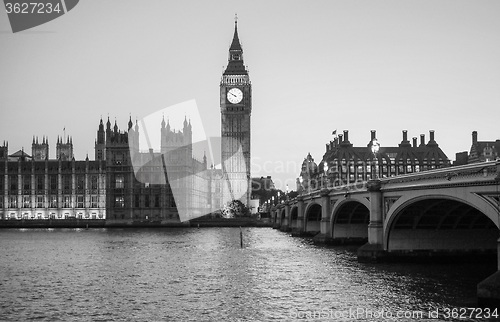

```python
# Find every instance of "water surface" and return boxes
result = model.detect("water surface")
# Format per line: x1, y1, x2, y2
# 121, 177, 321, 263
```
0, 228, 496, 321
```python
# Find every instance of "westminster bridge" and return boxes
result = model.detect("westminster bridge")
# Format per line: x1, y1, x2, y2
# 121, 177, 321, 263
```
270, 160, 500, 305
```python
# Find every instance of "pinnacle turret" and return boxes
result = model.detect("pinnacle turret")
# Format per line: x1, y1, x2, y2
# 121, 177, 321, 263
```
128, 116, 133, 130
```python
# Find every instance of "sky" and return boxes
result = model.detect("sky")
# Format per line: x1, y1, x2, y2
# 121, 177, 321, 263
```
1, 0, 499, 190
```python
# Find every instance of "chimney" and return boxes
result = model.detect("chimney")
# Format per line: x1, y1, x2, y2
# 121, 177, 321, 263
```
472, 131, 478, 144
343, 130, 349, 143
371, 130, 376, 141
403, 130, 408, 142
420, 134, 425, 147
412, 137, 417, 148
427, 130, 438, 146
338, 134, 343, 142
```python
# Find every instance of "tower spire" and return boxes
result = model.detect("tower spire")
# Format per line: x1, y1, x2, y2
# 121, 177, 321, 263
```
224, 15, 247, 75
229, 14, 242, 52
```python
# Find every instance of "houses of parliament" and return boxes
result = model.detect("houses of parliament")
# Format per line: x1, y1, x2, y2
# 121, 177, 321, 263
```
0, 20, 252, 223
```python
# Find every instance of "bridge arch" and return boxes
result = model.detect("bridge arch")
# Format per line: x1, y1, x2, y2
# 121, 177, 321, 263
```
385, 194, 499, 252
304, 202, 321, 235
330, 199, 370, 241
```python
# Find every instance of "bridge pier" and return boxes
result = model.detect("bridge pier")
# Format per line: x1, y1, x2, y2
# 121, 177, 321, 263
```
291, 197, 305, 236
271, 207, 280, 229
313, 189, 334, 244
279, 203, 291, 232
477, 237, 500, 307
358, 179, 387, 262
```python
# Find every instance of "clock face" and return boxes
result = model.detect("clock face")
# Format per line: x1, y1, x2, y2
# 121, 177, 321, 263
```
227, 88, 243, 104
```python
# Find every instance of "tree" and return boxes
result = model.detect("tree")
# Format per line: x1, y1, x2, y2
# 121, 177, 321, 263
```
222, 200, 250, 218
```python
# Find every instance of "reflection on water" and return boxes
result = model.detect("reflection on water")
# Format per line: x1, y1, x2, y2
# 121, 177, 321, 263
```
0, 228, 496, 321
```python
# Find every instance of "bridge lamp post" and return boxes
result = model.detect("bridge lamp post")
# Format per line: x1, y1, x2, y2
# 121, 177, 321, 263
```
371, 138, 380, 179
323, 161, 329, 189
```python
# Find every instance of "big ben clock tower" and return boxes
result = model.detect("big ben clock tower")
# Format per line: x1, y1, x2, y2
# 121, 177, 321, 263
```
220, 17, 251, 207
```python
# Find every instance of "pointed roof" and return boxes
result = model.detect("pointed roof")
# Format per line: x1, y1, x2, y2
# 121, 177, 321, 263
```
223, 18, 248, 76
9, 149, 32, 158
229, 20, 242, 51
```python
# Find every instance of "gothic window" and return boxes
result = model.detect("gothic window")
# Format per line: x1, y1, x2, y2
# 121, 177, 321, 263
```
49, 195, 57, 208
36, 196, 43, 208
77, 175, 85, 190
91, 196, 98, 208
36, 175, 44, 192
9, 196, 17, 208
23, 175, 31, 194
115, 196, 124, 208
154, 195, 160, 208
134, 195, 140, 208
91, 175, 98, 190
115, 175, 124, 189
23, 196, 30, 208
145, 195, 150, 208
63, 196, 71, 208
63, 175, 71, 192
115, 154, 123, 165
50, 175, 57, 191
77, 196, 84, 208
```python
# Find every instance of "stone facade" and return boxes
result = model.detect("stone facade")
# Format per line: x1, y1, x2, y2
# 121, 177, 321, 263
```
220, 20, 252, 207
0, 142, 106, 220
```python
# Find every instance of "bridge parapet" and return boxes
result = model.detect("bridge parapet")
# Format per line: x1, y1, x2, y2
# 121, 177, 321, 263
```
380, 161, 499, 190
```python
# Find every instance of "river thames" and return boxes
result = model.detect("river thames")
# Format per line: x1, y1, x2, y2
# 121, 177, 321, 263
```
0, 227, 496, 321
